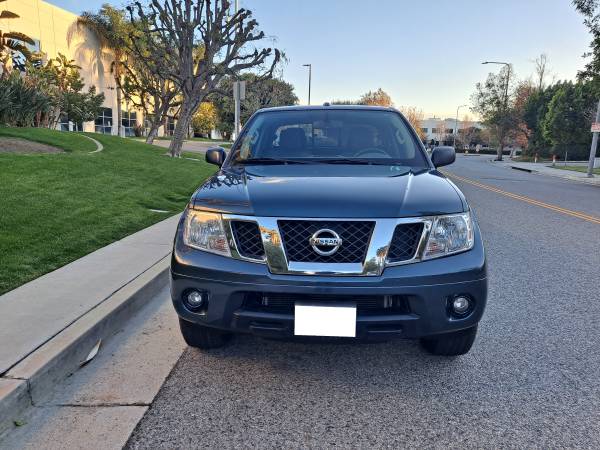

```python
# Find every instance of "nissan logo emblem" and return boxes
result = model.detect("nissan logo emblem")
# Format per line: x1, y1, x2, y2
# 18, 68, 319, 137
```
309, 229, 343, 256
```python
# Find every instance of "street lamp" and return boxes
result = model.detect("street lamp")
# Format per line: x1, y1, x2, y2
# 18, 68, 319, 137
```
303, 64, 312, 105
482, 61, 511, 160
453, 104, 467, 148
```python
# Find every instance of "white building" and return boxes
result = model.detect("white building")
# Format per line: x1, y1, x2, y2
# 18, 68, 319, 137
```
2, 0, 177, 138
419, 117, 484, 145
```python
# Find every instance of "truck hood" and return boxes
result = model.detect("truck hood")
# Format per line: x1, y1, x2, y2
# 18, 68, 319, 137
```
191, 164, 466, 218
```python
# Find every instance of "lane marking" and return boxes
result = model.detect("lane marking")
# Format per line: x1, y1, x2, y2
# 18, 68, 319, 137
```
444, 171, 600, 225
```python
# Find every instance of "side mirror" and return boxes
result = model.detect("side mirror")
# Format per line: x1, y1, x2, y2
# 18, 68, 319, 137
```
431, 146, 456, 168
205, 147, 226, 167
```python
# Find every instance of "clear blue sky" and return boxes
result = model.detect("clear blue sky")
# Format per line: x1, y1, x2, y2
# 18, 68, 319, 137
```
50, 0, 590, 119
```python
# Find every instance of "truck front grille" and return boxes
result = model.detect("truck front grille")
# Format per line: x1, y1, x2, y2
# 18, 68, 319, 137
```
242, 293, 411, 315
278, 220, 374, 263
387, 223, 424, 263
230, 220, 265, 260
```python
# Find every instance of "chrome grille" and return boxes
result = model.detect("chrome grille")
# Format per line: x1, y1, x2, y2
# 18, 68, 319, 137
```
387, 223, 424, 263
278, 220, 374, 263
231, 221, 265, 260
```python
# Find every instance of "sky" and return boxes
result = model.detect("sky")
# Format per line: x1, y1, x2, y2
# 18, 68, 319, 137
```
50, 0, 591, 119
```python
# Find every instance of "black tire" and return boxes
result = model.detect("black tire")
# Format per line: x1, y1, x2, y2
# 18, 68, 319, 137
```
178, 318, 232, 349
420, 325, 478, 356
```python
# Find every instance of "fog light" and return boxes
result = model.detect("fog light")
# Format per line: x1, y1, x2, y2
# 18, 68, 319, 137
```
452, 296, 471, 315
184, 290, 207, 309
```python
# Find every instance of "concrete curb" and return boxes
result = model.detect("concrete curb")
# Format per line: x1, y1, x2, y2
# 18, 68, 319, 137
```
510, 165, 533, 173
0, 256, 170, 436
80, 134, 104, 153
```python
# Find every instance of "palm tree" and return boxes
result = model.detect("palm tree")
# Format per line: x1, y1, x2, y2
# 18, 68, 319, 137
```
0, 0, 35, 78
76, 5, 130, 137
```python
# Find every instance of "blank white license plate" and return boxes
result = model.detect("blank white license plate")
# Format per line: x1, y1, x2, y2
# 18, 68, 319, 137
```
294, 303, 356, 337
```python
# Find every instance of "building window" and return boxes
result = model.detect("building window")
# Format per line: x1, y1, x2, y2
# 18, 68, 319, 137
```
13, 40, 41, 72
165, 116, 176, 136
420, 127, 428, 134
122, 111, 137, 137
95, 107, 113, 134
59, 113, 83, 132
431, 128, 438, 134
446, 128, 453, 134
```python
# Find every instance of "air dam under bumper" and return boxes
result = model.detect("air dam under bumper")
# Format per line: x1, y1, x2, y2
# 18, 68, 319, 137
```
170, 227, 487, 340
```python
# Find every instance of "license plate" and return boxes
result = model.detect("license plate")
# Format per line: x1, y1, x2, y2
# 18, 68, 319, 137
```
294, 303, 356, 337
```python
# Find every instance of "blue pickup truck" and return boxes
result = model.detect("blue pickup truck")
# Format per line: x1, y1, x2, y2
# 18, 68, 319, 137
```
170, 105, 487, 356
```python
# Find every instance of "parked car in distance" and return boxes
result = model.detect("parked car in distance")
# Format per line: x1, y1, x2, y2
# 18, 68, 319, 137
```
171, 105, 487, 356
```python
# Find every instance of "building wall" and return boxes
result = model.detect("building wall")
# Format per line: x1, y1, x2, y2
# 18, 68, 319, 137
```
419, 118, 484, 143
1, 0, 149, 135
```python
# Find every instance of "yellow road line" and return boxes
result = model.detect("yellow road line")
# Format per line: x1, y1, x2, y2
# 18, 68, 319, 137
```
444, 172, 600, 225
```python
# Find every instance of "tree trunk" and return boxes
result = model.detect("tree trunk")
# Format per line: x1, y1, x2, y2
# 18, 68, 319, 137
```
114, 59, 123, 137
169, 99, 197, 157
145, 119, 161, 145
496, 128, 504, 161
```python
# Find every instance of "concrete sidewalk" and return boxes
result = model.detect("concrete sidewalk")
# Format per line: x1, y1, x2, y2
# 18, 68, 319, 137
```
150, 139, 229, 155
0, 286, 185, 450
0, 215, 180, 376
494, 159, 600, 186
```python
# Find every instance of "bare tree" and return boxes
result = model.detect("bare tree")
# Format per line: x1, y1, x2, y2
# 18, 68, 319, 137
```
436, 119, 447, 144
533, 53, 550, 90
121, 61, 181, 144
127, 0, 279, 157
119, 34, 181, 144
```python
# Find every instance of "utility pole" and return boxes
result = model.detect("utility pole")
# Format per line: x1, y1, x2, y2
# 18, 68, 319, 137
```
587, 99, 600, 177
303, 64, 312, 105
453, 104, 467, 148
233, 80, 246, 140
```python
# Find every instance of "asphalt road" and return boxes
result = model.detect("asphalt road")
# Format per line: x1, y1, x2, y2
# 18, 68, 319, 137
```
127, 155, 600, 449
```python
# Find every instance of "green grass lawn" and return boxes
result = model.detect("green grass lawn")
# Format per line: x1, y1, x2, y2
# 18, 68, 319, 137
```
0, 127, 216, 295
554, 165, 600, 175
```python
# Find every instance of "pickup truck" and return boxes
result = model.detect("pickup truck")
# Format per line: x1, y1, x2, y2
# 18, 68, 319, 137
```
170, 105, 487, 356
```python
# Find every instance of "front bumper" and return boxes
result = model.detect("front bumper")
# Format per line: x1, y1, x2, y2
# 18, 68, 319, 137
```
171, 221, 487, 340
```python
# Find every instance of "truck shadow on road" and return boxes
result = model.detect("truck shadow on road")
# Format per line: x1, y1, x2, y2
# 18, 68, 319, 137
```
184, 334, 480, 396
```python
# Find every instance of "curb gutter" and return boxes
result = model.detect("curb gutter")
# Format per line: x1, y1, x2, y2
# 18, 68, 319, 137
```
0, 256, 170, 436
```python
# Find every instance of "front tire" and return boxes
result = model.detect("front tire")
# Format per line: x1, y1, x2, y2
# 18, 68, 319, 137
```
178, 318, 232, 349
420, 325, 478, 356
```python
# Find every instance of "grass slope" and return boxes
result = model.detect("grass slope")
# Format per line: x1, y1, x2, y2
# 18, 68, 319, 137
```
0, 127, 216, 294
555, 165, 600, 175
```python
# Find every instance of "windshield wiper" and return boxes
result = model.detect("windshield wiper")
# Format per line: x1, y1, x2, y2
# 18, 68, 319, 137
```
313, 158, 400, 165
234, 157, 313, 165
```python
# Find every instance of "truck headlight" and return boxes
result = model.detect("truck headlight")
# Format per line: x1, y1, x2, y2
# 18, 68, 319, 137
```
183, 210, 231, 257
423, 212, 474, 259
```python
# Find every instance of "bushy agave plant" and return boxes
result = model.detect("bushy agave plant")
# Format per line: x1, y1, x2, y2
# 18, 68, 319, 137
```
0, 54, 104, 128
0, 72, 53, 127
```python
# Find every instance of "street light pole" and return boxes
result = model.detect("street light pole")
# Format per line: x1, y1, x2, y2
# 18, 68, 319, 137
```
303, 64, 312, 105
482, 61, 511, 160
453, 104, 467, 148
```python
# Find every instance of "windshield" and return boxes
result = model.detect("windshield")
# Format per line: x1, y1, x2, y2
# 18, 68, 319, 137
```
228, 109, 429, 168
